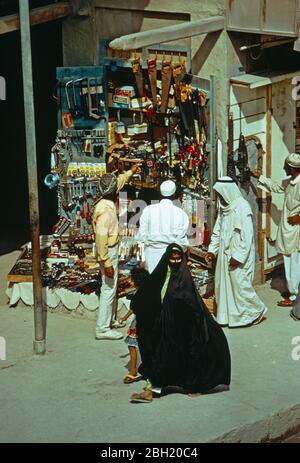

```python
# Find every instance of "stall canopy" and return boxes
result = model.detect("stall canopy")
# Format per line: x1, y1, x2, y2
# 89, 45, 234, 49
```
109, 16, 225, 50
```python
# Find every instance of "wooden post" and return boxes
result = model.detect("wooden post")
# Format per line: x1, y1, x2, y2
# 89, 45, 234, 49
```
266, 84, 272, 240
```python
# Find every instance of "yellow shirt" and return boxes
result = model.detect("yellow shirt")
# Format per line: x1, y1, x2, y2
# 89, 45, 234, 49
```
93, 170, 133, 268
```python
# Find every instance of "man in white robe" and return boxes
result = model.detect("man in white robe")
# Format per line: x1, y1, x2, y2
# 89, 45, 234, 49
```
255, 153, 300, 307
205, 177, 267, 328
137, 180, 189, 273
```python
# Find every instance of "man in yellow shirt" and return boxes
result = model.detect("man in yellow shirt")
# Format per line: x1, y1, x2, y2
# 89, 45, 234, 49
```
93, 164, 140, 340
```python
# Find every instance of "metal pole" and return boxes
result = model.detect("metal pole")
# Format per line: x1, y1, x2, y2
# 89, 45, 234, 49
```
208, 74, 217, 235
19, 0, 46, 355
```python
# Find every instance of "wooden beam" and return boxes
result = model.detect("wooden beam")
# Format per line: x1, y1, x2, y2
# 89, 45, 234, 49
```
109, 16, 225, 50
0, 2, 72, 35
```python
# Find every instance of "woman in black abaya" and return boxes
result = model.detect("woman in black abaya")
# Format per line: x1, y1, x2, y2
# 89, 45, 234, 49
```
130, 244, 231, 402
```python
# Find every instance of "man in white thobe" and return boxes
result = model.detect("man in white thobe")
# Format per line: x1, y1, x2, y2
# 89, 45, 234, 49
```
255, 153, 300, 306
137, 180, 190, 273
205, 177, 267, 328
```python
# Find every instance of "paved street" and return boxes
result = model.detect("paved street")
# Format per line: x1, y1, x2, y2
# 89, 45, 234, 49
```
1, 249, 300, 443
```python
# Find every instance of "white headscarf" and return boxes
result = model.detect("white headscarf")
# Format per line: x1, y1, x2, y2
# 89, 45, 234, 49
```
213, 176, 243, 215
213, 177, 252, 251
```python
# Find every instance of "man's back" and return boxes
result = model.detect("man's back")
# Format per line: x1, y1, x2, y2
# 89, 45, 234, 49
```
138, 199, 189, 247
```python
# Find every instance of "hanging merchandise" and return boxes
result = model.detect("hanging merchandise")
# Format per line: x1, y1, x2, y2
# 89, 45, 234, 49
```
194, 89, 208, 142
227, 112, 238, 181
87, 78, 106, 120
131, 56, 144, 98
62, 80, 75, 128
147, 57, 157, 109
7, 52, 215, 307
237, 133, 251, 184
160, 58, 172, 113
175, 80, 195, 138
116, 110, 125, 134
172, 58, 186, 84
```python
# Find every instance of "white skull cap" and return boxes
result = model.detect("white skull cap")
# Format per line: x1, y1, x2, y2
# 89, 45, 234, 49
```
160, 180, 176, 197
285, 152, 300, 168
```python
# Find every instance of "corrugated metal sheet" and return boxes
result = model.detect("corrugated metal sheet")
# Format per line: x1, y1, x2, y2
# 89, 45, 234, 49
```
227, 0, 298, 36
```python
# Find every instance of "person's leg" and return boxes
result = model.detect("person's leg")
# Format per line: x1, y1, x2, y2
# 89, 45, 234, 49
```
96, 266, 113, 333
278, 255, 295, 306
129, 346, 138, 376
109, 246, 120, 325
291, 281, 300, 321
288, 251, 300, 301
95, 246, 121, 338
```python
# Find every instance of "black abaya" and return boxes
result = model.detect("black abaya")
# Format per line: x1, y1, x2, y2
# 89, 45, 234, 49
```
131, 244, 231, 393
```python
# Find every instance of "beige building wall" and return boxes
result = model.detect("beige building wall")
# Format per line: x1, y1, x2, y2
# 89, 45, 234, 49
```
63, 0, 229, 150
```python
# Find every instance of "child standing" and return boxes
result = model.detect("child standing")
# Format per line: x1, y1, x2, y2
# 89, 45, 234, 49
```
120, 268, 149, 384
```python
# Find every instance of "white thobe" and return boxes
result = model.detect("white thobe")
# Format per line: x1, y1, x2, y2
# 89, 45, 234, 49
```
208, 201, 267, 327
257, 174, 300, 255
137, 199, 190, 273
258, 174, 300, 298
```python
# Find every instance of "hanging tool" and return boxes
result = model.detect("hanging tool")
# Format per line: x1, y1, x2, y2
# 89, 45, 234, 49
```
160, 58, 172, 114
237, 133, 251, 184
62, 79, 75, 128
147, 57, 157, 109
172, 56, 186, 84
87, 78, 105, 120
72, 78, 85, 118
227, 112, 238, 181
131, 56, 144, 98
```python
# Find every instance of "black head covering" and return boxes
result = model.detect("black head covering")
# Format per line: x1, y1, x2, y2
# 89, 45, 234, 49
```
131, 244, 231, 393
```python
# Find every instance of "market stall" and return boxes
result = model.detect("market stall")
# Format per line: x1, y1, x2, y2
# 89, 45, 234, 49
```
7, 42, 217, 314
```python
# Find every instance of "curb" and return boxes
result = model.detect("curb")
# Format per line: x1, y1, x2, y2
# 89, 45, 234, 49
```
211, 403, 300, 443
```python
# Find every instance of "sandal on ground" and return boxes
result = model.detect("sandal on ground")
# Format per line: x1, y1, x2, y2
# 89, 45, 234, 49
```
290, 310, 300, 321
252, 310, 267, 325
277, 299, 294, 307
130, 390, 153, 403
123, 374, 143, 384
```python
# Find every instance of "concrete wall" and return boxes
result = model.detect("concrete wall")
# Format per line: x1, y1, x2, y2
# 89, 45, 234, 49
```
270, 79, 296, 238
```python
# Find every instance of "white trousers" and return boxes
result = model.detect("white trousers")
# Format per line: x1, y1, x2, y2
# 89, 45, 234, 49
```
144, 245, 167, 274
283, 251, 300, 300
96, 245, 119, 333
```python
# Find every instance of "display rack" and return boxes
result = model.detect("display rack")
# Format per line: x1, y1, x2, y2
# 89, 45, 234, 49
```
7, 41, 217, 304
